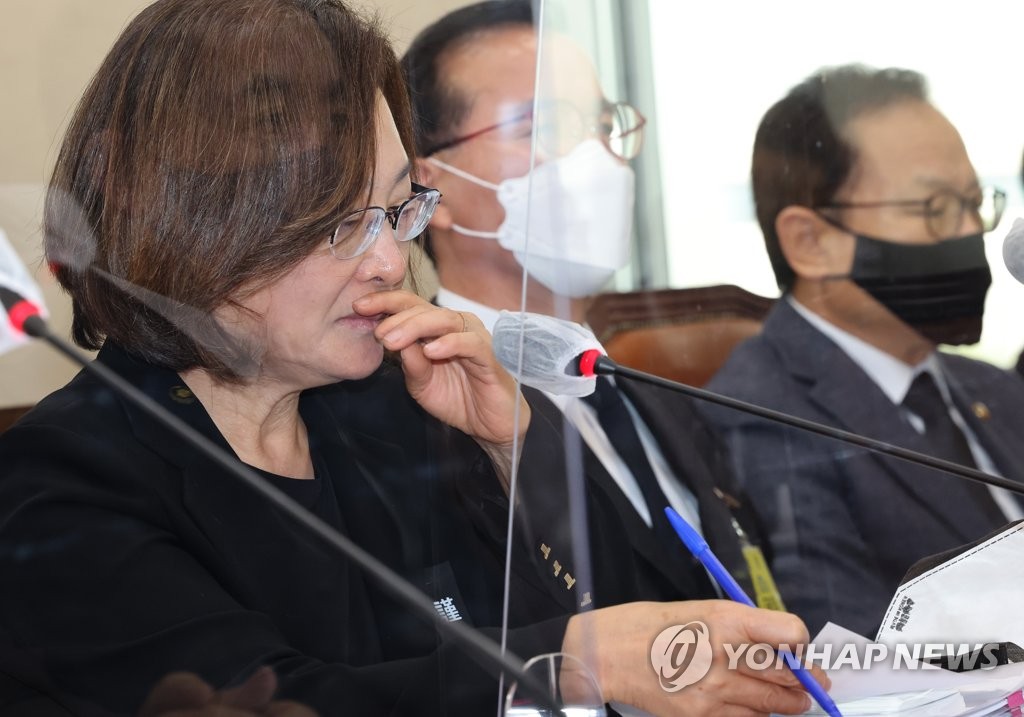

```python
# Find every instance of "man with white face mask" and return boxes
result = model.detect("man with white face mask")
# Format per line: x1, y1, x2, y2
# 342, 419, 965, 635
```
402, 8, 809, 715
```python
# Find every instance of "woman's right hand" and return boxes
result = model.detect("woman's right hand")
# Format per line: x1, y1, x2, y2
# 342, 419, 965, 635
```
562, 600, 829, 717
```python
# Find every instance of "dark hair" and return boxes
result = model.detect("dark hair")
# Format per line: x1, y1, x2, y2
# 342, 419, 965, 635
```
401, 0, 534, 261
402, 0, 533, 157
45, 0, 414, 381
751, 64, 928, 291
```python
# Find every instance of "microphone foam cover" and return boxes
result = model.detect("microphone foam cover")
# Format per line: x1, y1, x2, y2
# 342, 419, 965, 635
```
491, 311, 601, 397
1004, 217, 1024, 286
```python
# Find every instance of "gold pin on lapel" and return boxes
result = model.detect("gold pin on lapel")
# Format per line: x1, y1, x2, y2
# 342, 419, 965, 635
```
169, 385, 195, 404
971, 402, 991, 421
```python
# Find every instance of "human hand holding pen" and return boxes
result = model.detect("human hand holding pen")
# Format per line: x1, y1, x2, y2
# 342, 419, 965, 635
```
563, 599, 825, 716
665, 506, 841, 717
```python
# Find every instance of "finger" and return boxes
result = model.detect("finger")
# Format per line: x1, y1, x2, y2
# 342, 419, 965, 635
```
420, 331, 494, 369
722, 639, 831, 694
264, 700, 320, 717
398, 341, 432, 388
376, 303, 440, 348
729, 659, 831, 717
729, 643, 831, 692
695, 670, 813, 716
216, 666, 277, 710
379, 308, 471, 352
740, 609, 810, 649
139, 672, 215, 716
352, 288, 426, 318
732, 653, 832, 696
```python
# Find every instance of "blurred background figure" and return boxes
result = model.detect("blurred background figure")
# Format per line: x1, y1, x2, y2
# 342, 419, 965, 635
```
402, 6, 833, 716
405, 0, 771, 618
702, 64, 1024, 638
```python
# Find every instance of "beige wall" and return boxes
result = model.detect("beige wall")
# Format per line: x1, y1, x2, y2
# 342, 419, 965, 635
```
0, 0, 466, 407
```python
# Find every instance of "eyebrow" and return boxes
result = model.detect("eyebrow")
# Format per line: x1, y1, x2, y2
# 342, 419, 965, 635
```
915, 176, 981, 193
390, 161, 412, 188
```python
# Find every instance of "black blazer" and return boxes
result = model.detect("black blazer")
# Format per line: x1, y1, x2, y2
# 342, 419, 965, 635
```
513, 379, 768, 614
0, 344, 567, 716
704, 300, 1024, 637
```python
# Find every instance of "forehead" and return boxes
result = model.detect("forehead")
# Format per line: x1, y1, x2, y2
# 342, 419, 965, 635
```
441, 26, 604, 125
842, 100, 978, 197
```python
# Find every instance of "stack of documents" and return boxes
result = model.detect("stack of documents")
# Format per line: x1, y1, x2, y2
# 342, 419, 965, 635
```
797, 523, 1024, 716
802, 624, 1024, 716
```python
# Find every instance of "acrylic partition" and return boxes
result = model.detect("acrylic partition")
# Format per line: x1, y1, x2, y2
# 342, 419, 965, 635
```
497, 0, 1024, 715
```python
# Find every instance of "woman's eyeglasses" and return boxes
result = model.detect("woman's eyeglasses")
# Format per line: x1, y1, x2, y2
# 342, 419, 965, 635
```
328, 183, 442, 260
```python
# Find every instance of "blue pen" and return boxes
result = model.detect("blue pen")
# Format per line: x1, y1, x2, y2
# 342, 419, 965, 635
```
664, 506, 841, 717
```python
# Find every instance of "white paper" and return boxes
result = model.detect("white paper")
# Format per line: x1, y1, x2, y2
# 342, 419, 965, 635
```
795, 623, 1024, 717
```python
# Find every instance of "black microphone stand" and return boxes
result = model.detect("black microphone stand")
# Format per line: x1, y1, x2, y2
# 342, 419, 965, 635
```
594, 355, 1024, 497
16, 309, 560, 713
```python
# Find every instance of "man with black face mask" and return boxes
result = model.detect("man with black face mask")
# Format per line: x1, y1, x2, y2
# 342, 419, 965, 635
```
701, 64, 1024, 638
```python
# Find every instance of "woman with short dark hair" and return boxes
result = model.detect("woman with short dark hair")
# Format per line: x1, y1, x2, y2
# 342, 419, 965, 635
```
0, 1, 541, 713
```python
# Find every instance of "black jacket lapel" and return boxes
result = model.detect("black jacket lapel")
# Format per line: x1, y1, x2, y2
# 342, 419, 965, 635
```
616, 378, 749, 594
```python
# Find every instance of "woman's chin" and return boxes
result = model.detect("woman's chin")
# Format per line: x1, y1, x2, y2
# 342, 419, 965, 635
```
325, 344, 385, 383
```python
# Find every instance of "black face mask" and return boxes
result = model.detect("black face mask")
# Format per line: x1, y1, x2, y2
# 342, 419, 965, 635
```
840, 232, 992, 346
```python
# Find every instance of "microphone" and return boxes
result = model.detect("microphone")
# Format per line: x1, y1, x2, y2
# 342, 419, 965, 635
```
492, 311, 1024, 498
0, 228, 48, 355
1, 286, 558, 712
492, 310, 602, 396
1003, 217, 1024, 285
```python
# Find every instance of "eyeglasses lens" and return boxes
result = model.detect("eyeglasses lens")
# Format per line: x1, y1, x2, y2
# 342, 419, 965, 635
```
395, 192, 438, 241
926, 187, 1006, 238
533, 100, 644, 160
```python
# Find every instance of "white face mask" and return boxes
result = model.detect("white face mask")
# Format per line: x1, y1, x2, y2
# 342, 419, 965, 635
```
428, 139, 635, 298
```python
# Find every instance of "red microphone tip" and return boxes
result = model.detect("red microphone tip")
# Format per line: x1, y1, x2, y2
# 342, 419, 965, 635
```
7, 299, 42, 335
578, 348, 602, 378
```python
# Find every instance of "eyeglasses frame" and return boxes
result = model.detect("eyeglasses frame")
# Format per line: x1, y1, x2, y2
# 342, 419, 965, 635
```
423, 99, 647, 160
815, 186, 1007, 240
329, 182, 442, 259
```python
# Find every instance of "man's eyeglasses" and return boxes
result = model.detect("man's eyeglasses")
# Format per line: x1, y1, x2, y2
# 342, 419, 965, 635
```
328, 183, 441, 260
424, 99, 647, 161
816, 186, 1007, 240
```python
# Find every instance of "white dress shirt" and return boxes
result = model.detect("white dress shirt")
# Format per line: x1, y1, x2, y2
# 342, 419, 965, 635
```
437, 287, 705, 534
789, 297, 1022, 521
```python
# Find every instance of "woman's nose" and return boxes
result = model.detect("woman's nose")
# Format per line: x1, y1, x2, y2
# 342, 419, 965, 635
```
356, 227, 407, 287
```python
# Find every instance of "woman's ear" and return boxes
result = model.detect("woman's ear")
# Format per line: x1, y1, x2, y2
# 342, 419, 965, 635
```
414, 158, 452, 231
776, 205, 850, 281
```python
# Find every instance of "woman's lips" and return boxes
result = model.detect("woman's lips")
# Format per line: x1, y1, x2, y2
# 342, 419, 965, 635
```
337, 312, 386, 331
